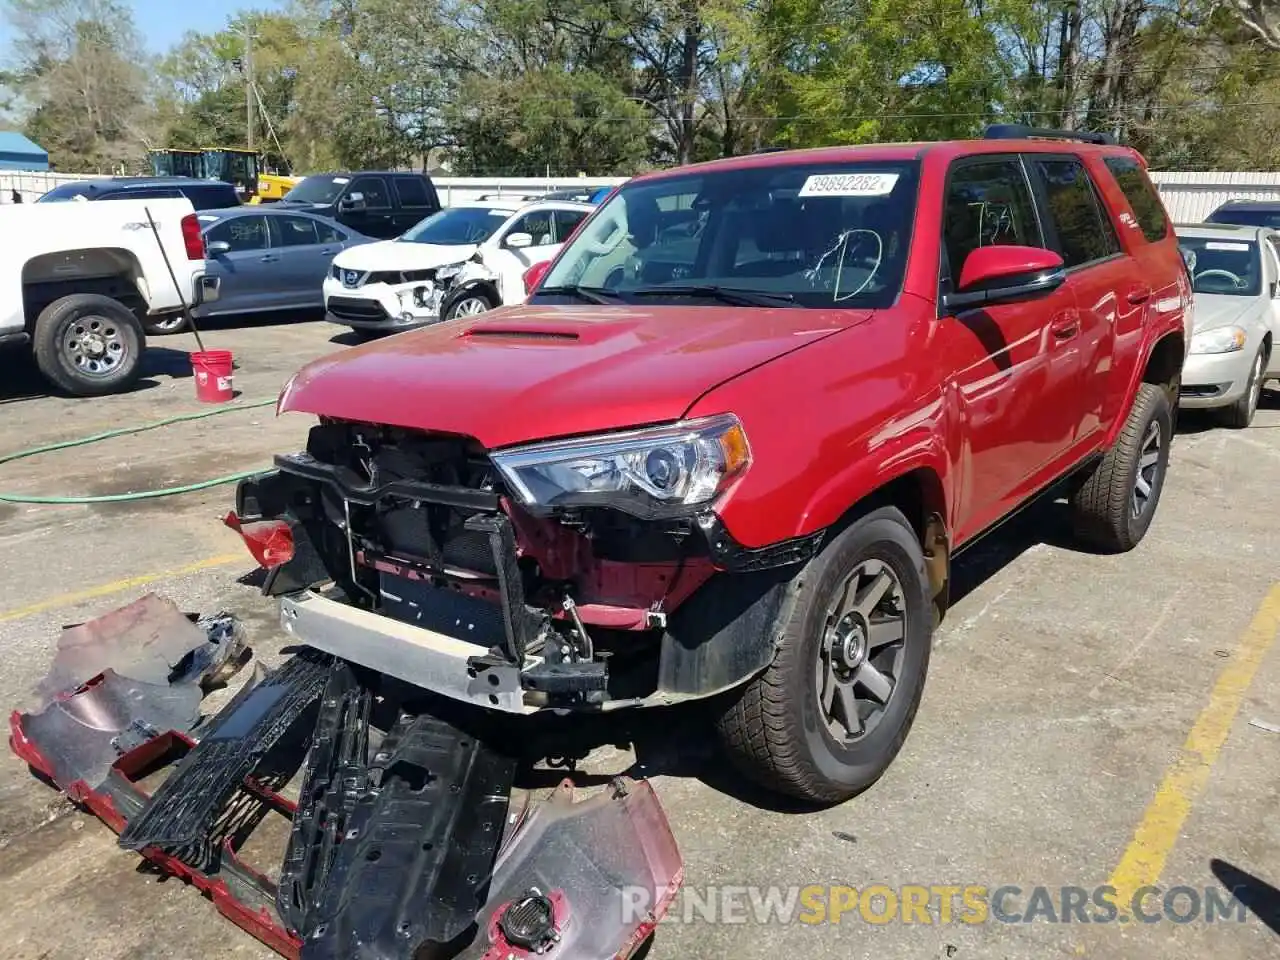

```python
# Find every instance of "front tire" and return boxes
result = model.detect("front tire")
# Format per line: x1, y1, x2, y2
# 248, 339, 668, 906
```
1069, 382, 1172, 552
141, 312, 189, 336
715, 505, 932, 805
1221, 345, 1265, 429
32, 294, 144, 397
444, 290, 495, 321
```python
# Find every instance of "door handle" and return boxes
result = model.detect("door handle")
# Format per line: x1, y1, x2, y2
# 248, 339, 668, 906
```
259, 254, 278, 263
319, 248, 333, 255
1127, 285, 1152, 305
1050, 316, 1079, 340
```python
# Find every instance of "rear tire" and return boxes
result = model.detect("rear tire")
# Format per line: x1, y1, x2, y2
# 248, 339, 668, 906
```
1220, 346, 1265, 429
1069, 382, 1172, 552
32, 293, 144, 397
715, 505, 932, 805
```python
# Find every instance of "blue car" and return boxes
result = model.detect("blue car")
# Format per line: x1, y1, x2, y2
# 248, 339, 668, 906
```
148, 207, 375, 333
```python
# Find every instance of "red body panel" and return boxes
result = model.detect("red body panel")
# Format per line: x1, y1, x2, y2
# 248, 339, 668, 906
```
280, 305, 866, 449
284, 137, 1189, 556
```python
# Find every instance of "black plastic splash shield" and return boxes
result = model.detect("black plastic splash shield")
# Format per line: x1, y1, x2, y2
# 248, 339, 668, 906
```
119, 650, 332, 869
277, 660, 374, 936
297, 709, 517, 959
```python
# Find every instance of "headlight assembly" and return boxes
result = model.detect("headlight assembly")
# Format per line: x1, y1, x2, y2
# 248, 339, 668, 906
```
490, 414, 751, 517
435, 262, 464, 282
1190, 326, 1247, 354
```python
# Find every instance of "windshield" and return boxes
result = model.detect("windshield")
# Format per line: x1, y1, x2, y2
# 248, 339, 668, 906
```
398, 206, 510, 245
36, 182, 95, 202
1176, 236, 1262, 296
536, 160, 921, 309
282, 176, 348, 205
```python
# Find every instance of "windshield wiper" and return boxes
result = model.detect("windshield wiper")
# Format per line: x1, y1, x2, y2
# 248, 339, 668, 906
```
535, 285, 623, 304
627, 284, 798, 307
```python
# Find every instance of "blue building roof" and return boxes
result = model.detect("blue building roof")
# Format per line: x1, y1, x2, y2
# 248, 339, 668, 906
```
0, 132, 49, 171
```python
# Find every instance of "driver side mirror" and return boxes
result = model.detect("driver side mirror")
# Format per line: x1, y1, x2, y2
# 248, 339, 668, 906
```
505, 231, 533, 249
523, 260, 552, 296
339, 192, 366, 212
942, 245, 1067, 313
206, 240, 231, 255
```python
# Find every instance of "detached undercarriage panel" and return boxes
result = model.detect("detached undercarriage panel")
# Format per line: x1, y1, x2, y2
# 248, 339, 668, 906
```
10, 599, 684, 960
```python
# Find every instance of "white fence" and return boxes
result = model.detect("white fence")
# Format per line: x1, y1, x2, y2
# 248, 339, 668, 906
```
1147, 172, 1280, 223
3, 167, 1278, 222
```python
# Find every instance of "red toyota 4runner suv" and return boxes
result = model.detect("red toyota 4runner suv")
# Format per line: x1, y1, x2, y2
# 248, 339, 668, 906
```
234, 126, 1190, 804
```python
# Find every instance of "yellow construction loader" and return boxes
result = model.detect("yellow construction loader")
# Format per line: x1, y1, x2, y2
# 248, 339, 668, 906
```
147, 147, 299, 203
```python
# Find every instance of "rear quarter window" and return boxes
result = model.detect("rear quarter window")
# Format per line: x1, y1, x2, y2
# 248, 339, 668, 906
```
1103, 156, 1171, 243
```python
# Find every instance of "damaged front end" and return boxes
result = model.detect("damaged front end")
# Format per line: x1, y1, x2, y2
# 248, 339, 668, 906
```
231, 416, 826, 715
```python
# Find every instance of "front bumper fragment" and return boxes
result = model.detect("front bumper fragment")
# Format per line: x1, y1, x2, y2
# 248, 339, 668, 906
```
280, 587, 533, 713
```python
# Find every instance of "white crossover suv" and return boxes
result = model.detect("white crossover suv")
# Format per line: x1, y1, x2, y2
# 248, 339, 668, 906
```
323, 198, 593, 335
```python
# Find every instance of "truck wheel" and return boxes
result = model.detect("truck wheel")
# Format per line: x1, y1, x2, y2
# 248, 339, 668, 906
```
1220, 346, 1265, 429
32, 294, 145, 397
1069, 382, 1172, 552
444, 290, 495, 321
715, 505, 932, 805
142, 312, 189, 336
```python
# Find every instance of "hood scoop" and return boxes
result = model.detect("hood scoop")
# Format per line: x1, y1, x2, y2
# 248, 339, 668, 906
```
461, 322, 582, 343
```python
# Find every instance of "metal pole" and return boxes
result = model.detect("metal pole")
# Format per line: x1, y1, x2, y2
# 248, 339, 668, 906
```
245, 25, 254, 151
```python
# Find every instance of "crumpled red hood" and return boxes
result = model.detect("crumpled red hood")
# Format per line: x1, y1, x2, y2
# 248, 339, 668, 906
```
280, 303, 870, 449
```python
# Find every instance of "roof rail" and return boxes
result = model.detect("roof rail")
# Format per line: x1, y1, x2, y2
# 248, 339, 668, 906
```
983, 124, 1117, 146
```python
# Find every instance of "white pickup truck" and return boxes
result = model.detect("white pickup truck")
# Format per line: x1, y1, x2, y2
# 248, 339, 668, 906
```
0, 196, 220, 396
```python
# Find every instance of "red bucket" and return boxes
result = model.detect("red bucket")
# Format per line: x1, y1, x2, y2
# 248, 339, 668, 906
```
191, 350, 234, 404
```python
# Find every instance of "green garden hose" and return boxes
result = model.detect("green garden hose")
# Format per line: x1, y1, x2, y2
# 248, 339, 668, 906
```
0, 398, 278, 504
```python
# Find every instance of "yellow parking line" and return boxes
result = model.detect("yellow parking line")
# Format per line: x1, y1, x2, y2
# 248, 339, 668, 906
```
0, 553, 244, 624
1108, 582, 1280, 910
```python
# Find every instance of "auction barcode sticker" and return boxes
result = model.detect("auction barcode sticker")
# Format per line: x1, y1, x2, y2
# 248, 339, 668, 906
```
799, 173, 900, 197
1205, 241, 1251, 251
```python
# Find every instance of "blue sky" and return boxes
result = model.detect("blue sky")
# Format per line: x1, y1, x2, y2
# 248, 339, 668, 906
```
1, 0, 286, 57
130, 0, 285, 52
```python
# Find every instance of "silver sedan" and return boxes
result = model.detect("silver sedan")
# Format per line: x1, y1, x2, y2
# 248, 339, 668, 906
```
146, 207, 374, 334
1176, 222, 1280, 428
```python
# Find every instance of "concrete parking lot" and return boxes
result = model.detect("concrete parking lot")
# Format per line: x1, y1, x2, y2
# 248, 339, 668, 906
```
1, 315, 1279, 959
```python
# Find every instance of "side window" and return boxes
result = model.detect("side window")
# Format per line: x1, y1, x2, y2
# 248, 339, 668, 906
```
507, 210, 555, 246
1103, 156, 1170, 243
552, 209, 588, 242
1031, 158, 1120, 268
394, 177, 430, 208
274, 215, 320, 247
941, 158, 1042, 285
206, 215, 269, 252
348, 177, 389, 209
316, 220, 347, 243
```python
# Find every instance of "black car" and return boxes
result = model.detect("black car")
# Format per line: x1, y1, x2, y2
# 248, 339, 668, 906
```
1204, 199, 1280, 229
36, 176, 242, 210
275, 171, 442, 239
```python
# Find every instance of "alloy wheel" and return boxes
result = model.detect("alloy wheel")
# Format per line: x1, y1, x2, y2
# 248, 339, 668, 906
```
1248, 352, 1264, 420
1130, 419, 1162, 519
815, 558, 908, 743
454, 297, 490, 318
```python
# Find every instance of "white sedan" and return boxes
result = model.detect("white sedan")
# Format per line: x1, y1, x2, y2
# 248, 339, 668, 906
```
323, 198, 593, 335
1176, 223, 1280, 428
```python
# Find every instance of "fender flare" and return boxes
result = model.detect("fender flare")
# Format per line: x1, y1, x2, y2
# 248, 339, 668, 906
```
1103, 323, 1186, 448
